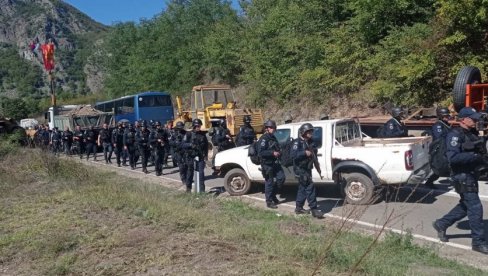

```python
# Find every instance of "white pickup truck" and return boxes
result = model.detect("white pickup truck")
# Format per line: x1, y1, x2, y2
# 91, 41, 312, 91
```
214, 118, 432, 204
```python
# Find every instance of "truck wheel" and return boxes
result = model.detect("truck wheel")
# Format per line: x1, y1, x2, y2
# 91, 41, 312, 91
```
342, 173, 375, 205
453, 66, 481, 112
224, 168, 251, 196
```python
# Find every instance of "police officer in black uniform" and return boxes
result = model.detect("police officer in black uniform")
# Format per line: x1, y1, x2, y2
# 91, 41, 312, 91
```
40, 125, 50, 151
291, 123, 323, 218
73, 125, 84, 159
123, 124, 137, 170
382, 107, 408, 138
236, 115, 256, 146
112, 122, 125, 167
149, 121, 168, 176
182, 119, 208, 193
170, 121, 187, 185
433, 107, 488, 254
136, 121, 151, 173
98, 123, 113, 164
424, 107, 451, 189
62, 126, 73, 156
50, 127, 62, 156
84, 126, 97, 161
258, 120, 285, 209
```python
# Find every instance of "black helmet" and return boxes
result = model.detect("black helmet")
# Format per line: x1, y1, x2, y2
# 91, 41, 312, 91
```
117, 121, 123, 127
391, 107, 404, 118
299, 123, 314, 136
436, 107, 450, 119
192, 118, 203, 127
175, 121, 185, 129
243, 115, 252, 123
264, 120, 277, 129
155, 121, 162, 127
141, 120, 148, 128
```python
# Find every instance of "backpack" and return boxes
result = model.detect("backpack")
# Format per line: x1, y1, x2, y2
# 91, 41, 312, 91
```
248, 140, 261, 165
279, 138, 295, 167
429, 138, 450, 176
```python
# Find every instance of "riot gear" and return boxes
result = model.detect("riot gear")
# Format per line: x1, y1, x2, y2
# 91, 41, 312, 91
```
264, 120, 277, 129
192, 118, 203, 127
175, 121, 185, 129
299, 123, 314, 136
391, 107, 404, 118
243, 115, 252, 124
436, 108, 450, 119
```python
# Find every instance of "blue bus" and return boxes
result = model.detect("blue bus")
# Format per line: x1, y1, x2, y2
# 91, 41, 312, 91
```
94, 91, 174, 124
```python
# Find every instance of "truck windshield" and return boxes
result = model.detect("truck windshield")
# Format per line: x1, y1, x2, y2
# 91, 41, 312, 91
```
275, 129, 291, 144
335, 121, 362, 144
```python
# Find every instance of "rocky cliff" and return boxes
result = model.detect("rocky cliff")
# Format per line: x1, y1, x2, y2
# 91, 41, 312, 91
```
0, 0, 107, 96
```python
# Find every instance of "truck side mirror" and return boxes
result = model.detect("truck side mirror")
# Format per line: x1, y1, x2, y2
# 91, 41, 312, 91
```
44, 112, 48, 120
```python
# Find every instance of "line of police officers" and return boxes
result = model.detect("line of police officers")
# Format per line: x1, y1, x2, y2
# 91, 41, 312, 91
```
382, 106, 488, 254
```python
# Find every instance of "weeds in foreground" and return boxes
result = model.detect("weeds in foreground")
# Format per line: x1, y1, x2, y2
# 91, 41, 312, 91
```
0, 150, 484, 275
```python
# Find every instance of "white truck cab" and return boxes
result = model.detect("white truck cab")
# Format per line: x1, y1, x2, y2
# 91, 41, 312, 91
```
214, 118, 431, 204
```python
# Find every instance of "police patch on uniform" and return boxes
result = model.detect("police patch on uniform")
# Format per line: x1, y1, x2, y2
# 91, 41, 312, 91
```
450, 136, 458, 147
436, 127, 442, 132
293, 144, 298, 150
261, 140, 266, 147
389, 124, 394, 130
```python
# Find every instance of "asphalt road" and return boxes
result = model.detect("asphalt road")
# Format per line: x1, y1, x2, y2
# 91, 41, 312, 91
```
81, 156, 488, 270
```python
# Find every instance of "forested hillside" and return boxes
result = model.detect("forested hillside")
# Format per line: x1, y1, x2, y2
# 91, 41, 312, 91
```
100, 0, 488, 112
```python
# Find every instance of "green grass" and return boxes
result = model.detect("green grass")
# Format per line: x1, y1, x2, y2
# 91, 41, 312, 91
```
0, 148, 485, 275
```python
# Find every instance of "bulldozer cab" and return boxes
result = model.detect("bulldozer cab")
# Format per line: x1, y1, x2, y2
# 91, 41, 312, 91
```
175, 84, 264, 136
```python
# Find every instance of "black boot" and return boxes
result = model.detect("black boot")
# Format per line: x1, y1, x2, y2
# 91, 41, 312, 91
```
295, 208, 310, 215
266, 202, 278, 209
311, 209, 324, 219
432, 221, 448, 242
472, 244, 488, 254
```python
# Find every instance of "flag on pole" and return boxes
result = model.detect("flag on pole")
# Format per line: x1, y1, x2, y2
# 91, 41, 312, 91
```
41, 42, 55, 71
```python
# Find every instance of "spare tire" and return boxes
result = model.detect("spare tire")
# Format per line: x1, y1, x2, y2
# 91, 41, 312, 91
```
453, 66, 481, 112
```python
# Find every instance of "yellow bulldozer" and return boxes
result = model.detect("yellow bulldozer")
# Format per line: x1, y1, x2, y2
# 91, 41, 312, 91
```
175, 84, 264, 136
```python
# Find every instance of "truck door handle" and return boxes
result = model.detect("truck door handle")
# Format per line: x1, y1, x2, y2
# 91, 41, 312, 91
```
317, 154, 323, 157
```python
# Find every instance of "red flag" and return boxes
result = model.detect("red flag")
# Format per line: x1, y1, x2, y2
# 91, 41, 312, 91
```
41, 42, 55, 71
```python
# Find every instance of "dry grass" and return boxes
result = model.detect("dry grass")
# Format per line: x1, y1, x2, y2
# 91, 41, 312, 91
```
0, 147, 485, 275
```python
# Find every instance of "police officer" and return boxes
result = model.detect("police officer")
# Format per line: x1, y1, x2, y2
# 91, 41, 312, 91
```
73, 125, 84, 159
258, 120, 285, 209
433, 107, 488, 254
149, 121, 168, 176
40, 125, 50, 151
291, 123, 323, 218
123, 124, 137, 170
112, 122, 125, 167
382, 107, 408, 138
182, 119, 208, 192
424, 107, 451, 189
62, 126, 73, 156
84, 126, 97, 161
98, 123, 113, 164
213, 119, 234, 152
236, 115, 256, 147
136, 121, 151, 173
169, 121, 187, 184
50, 127, 62, 156
167, 121, 179, 167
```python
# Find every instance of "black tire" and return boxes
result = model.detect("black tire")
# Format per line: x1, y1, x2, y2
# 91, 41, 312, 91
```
453, 66, 482, 112
224, 168, 251, 196
342, 172, 376, 205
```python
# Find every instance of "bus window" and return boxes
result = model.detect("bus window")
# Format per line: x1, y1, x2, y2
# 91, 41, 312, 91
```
138, 95, 171, 107
122, 98, 134, 114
